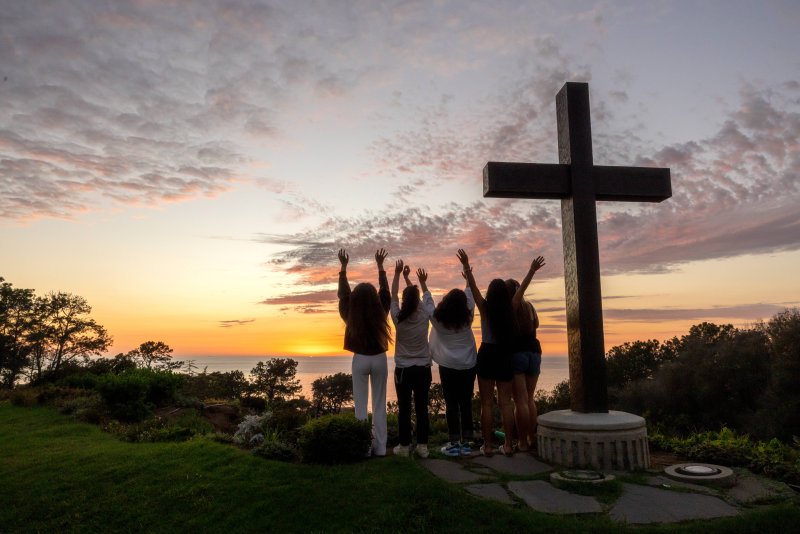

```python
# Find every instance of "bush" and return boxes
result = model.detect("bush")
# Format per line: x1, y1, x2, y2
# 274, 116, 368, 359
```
535, 380, 570, 414
96, 369, 183, 422
9, 388, 37, 407
650, 426, 800, 484
252, 430, 297, 462
299, 414, 371, 464
233, 414, 267, 446
58, 393, 105, 424
111, 410, 213, 443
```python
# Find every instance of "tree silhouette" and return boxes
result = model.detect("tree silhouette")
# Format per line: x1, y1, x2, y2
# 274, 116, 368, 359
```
249, 358, 301, 404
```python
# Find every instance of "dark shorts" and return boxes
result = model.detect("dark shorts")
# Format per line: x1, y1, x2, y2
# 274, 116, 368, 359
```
476, 342, 513, 382
512, 351, 542, 376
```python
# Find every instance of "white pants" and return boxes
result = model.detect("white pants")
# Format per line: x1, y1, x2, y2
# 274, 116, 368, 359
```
352, 352, 388, 456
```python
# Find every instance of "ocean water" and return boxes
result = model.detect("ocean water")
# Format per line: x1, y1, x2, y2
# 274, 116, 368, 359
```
188, 355, 569, 404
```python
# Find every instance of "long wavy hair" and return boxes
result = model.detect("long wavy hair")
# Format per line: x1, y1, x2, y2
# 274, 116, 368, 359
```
485, 278, 514, 345
347, 282, 391, 348
506, 278, 535, 336
397, 285, 420, 323
433, 288, 472, 331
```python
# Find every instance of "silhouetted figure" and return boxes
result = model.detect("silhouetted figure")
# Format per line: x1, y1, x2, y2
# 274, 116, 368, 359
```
429, 271, 478, 457
506, 256, 545, 451
337, 248, 391, 456
390, 261, 434, 458
458, 249, 518, 456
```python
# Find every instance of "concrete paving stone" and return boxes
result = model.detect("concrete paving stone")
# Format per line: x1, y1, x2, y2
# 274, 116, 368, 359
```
472, 453, 553, 476
467, 466, 495, 476
645, 475, 719, 495
508, 480, 603, 515
420, 459, 485, 483
727, 474, 791, 504
610, 483, 738, 524
465, 483, 515, 505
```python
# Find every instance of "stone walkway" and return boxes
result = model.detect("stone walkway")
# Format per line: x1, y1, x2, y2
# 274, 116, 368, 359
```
419, 452, 797, 525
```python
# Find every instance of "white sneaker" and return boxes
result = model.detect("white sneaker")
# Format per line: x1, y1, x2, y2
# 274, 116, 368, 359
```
393, 444, 410, 457
415, 444, 429, 458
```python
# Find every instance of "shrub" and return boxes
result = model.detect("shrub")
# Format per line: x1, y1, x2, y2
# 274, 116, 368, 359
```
535, 380, 570, 414
58, 393, 105, 424
252, 429, 297, 462
9, 388, 37, 407
299, 413, 371, 464
96, 369, 183, 422
650, 426, 800, 484
112, 410, 213, 443
233, 414, 267, 446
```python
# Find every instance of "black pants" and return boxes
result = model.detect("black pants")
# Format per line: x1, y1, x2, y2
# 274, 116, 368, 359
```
439, 365, 477, 442
394, 365, 432, 445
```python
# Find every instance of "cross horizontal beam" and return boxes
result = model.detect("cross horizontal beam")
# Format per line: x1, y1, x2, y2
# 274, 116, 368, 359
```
483, 161, 671, 202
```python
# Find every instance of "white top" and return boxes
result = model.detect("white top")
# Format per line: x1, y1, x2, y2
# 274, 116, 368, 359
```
429, 288, 478, 370
391, 291, 434, 367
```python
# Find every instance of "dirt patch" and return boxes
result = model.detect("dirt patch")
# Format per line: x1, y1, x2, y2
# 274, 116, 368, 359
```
649, 450, 687, 469
152, 404, 241, 434
202, 403, 240, 434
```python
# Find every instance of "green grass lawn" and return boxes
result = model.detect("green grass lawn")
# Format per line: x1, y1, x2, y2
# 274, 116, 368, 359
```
1, 402, 798, 533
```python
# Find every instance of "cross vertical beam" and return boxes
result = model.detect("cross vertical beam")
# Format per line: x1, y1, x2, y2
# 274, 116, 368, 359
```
557, 82, 607, 413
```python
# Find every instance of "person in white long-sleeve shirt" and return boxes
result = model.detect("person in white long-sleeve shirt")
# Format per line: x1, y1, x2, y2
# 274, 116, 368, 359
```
429, 273, 478, 457
390, 261, 435, 458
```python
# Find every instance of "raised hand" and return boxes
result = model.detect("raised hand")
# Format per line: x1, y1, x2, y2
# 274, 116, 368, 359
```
416, 268, 428, 284
530, 256, 546, 273
395, 259, 404, 275
456, 248, 470, 267
338, 248, 349, 268
375, 247, 388, 269
403, 265, 411, 278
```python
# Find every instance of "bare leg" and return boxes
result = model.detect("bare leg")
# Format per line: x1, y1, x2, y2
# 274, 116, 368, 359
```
496, 380, 515, 455
526, 374, 539, 448
511, 373, 530, 451
477, 377, 495, 454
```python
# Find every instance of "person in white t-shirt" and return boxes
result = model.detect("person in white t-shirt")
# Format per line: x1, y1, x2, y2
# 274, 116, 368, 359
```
429, 271, 478, 457
390, 260, 435, 458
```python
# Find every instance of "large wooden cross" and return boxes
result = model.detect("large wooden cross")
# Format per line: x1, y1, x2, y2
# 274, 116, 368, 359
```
483, 82, 671, 413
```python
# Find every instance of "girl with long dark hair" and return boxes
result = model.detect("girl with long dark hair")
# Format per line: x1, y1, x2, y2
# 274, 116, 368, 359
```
390, 261, 435, 458
506, 256, 545, 452
429, 270, 478, 457
457, 248, 516, 456
337, 247, 392, 456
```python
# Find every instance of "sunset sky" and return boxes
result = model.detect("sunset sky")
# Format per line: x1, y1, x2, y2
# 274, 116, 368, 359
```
2, 1, 799, 358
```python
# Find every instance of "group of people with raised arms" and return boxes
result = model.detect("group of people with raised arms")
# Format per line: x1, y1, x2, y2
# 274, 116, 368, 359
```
337, 247, 544, 458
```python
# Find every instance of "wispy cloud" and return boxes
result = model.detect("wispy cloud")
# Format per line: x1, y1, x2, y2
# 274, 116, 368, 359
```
219, 319, 256, 328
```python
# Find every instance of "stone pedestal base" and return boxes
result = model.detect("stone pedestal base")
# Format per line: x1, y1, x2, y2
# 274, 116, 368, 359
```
537, 410, 649, 470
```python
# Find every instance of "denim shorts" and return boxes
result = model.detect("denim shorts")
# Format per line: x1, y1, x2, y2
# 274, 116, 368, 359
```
512, 351, 542, 376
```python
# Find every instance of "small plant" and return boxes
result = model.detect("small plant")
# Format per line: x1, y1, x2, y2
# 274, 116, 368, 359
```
233, 414, 268, 446
299, 413, 371, 464
252, 428, 297, 462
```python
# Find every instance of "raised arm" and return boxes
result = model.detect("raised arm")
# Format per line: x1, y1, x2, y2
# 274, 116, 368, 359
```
416, 268, 435, 317
402, 265, 412, 287
512, 256, 545, 310
392, 259, 403, 301
337, 248, 351, 321
457, 248, 485, 310
375, 248, 391, 313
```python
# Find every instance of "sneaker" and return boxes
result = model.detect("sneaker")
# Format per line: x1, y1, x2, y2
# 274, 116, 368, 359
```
393, 444, 410, 457
415, 444, 429, 458
459, 442, 472, 456
440, 442, 461, 457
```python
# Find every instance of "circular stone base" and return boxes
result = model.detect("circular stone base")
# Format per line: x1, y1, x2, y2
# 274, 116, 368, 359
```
551, 470, 616, 488
537, 410, 649, 471
664, 463, 736, 487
